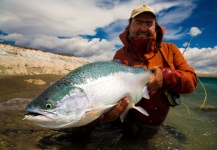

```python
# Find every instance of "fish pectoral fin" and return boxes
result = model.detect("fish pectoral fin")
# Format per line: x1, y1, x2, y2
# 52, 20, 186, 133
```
143, 86, 150, 99
133, 105, 149, 116
85, 110, 102, 120
77, 109, 103, 126
85, 104, 116, 119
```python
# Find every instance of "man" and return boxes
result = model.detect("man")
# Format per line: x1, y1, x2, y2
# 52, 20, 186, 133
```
100, 4, 198, 136
72, 4, 198, 138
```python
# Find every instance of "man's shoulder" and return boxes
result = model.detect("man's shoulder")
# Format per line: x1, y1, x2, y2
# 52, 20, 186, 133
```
161, 42, 178, 49
161, 42, 176, 46
113, 47, 127, 60
115, 47, 126, 54
159, 42, 180, 55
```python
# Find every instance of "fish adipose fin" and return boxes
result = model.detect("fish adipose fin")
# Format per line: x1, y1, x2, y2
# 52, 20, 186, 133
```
143, 85, 150, 99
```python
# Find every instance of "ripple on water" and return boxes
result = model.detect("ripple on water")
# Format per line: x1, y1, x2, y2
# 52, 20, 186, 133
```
0, 98, 32, 111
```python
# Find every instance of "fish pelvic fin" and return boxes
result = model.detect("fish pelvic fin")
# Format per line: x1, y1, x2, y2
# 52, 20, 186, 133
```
120, 104, 149, 122
120, 109, 129, 122
143, 85, 150, 99
133, 105, 149, 116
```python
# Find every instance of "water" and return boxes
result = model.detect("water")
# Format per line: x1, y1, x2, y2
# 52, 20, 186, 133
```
166, 77, 217, 149
0, 77, 216, 150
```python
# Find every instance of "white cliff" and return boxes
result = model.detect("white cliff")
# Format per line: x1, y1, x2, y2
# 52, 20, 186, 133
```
0, 43, 89, 75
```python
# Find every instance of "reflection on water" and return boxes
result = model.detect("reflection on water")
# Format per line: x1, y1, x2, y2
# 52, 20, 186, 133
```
0, 98, 31, 111
0, 98, 216, 150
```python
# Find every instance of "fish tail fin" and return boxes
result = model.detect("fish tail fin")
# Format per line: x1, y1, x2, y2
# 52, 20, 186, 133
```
133, 105, 149, 116
143, 85, 150, 99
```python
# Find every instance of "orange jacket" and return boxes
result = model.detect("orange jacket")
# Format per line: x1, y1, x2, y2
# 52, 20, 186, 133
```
113, 26, 198, 126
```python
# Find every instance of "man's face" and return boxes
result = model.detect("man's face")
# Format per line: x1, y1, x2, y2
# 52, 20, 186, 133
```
129, 13, 156, 40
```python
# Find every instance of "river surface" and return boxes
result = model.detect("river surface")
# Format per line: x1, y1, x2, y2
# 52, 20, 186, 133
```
0, 77, 216, 150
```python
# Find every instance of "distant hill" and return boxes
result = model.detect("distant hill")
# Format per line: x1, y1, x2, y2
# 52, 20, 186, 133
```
1, 43, 216, 78
0, 43, 89, 76
197, 73, 217, 78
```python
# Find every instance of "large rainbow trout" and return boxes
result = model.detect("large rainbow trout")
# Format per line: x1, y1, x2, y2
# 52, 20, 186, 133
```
24, 61, 151, 128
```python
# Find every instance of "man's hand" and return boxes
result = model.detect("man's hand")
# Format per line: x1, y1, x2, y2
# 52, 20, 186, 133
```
98, 67, 162, 123
147, 67, 163, 94
100, 97, 129, 123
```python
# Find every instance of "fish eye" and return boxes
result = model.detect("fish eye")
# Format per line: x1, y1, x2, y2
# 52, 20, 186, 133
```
45, 103, 52, 109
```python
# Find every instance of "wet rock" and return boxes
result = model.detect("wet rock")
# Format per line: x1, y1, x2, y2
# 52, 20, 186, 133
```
200, 105, 217, 111
24, 78, 46, 85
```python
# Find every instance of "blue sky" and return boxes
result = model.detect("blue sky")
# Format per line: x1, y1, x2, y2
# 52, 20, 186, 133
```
0, 0, 217, 74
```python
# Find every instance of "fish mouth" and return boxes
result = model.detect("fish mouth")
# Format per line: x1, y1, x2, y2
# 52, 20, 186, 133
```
23, 111, 45, 121
24, 109, 50, 119
25, 112, 41, 117
23, 111, 53, 124
23, 111, 62, 129
24, 107, 45, 116
25, 106, 54, 118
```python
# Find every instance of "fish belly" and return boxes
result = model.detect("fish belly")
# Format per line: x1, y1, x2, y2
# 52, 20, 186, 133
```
79, 72, 147, 116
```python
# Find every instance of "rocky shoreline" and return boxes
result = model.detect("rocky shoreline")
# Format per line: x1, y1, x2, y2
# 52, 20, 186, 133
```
0, 43, 91, 103
0, 43, 89, 76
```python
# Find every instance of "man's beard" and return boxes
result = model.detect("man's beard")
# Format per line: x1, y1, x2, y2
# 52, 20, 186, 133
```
135, 31, 152, 40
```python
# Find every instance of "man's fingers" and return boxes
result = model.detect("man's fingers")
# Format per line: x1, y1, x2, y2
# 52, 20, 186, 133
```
118, 97, 130, 113
100, 97, 129, 123
147, 67, 163, 93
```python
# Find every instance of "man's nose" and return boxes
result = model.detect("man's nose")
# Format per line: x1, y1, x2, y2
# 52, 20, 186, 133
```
140, 23, 149, 31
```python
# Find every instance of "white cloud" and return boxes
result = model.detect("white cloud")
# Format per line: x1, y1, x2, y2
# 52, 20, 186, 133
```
2, 0, 216, 75
0, 0, 141, 36
164, 26, 186, 40
183, 42, 188, 47
189, 27, 202, 37
180, 46, 217, 74
0, 33, 116, 60
0, 0, 196, 38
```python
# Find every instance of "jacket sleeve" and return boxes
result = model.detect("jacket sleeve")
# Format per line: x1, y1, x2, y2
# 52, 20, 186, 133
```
160, 43, 198, 94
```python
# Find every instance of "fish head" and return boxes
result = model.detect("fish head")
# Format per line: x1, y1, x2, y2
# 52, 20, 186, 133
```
24, 86, 89, 128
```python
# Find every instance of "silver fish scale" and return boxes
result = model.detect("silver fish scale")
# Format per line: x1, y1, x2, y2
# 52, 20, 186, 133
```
61, 61, 146, 85
25, 61, 151, 128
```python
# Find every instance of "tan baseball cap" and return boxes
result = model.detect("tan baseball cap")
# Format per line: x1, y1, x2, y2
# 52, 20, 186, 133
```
130, 4, 156, 18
